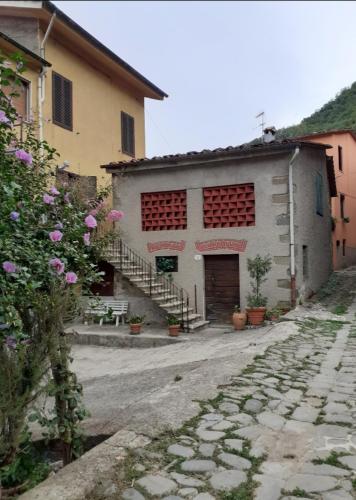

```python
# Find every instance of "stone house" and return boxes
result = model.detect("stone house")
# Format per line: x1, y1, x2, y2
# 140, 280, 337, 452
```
103, 140, 336, 326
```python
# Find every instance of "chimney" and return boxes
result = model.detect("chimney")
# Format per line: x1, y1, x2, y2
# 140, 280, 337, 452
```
263, 126, 276, 143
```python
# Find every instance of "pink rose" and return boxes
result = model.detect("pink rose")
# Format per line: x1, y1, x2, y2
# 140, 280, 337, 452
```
2, 261, 17, 273
49, 230, 63, 242
49, 186, 60, 196
84, 214, 97, 229
49, 257, 65, 275
15, 149, 32, 166
0, 110, 10, 124
43, 194, 55, 205
107, 210, 124, 222
83, 232, 90, 246
65, 272, 78, 284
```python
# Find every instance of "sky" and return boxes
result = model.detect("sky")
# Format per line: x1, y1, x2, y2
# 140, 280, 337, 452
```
53, 1, 356, 158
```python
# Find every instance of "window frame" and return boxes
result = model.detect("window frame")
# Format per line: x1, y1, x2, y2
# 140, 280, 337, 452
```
338, 145, 343, 171
302, 245, 308, 281
52, 71, 73, 131
315, 172, 324, 217
121, 111, 135, 157
2, 74, 30, 122
155, 256, 178, 273
340, 193, 345, 220
342, 239, 346, 257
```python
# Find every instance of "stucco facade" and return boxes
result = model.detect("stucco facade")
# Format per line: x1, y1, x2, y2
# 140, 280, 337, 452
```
106, 142, 334, 321
300, 131, 356, 269
0, 1, 166, 189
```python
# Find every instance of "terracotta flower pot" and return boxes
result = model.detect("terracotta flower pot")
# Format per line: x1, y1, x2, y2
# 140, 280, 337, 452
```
129, 323, 142, 335
246, 307, 266, 326
232, 311, 247, 330
168, 324, 180, 337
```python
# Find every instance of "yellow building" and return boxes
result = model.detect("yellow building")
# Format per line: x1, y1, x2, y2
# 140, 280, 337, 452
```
0, 1, 167, 188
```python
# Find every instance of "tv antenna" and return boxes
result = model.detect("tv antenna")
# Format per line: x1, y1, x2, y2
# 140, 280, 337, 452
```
256, 111, 265, 141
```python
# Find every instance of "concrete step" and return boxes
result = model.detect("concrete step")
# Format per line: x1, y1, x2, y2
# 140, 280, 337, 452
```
160, 300, 185, 309
182, 313, 201, 323
169, 307, 194, 315
151, 294, 177, 303
187, 320, 210, 331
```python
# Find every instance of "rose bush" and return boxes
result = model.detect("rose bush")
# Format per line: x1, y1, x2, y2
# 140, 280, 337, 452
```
0, 52, 115, 487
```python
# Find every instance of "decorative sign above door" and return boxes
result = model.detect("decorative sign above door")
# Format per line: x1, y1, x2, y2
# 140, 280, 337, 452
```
195, 239, 247, 252
147, 240, 186, 253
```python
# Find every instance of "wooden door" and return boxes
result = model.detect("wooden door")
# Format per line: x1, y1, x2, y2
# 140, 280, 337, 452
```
204, 255, 240, 322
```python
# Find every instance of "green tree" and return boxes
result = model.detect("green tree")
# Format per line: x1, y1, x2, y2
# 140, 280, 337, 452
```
0, 51, 116, 482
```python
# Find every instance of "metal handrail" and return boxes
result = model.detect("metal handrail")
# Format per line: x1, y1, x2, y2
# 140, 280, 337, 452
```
105, 239, 191, 331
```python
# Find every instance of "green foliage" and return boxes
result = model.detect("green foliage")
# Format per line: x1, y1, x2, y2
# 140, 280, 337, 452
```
167, 314, 180, 325
332, 304, 348, 315
0, 52, 115, 477
128, 315, 145, 324
246, 254, 272, 308
0, 430, 50, 490
277, 81, 356, 138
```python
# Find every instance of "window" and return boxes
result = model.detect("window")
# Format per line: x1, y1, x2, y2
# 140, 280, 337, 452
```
121, 111, 135, 156
315, 172, 323, 216
302, 245, 308, 280
340, 193, 345, 219
338, 146, 343, 171
336, 239, 340, 248
342, 239, 346, 257
141, 190, 187, 231
52, 72, 73, 130
156, 256, 178, 273
3, 77, 29, 121
203, 184, 255, 228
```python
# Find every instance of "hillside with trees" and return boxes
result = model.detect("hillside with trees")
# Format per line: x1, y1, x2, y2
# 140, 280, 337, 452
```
276, 82, 356, 139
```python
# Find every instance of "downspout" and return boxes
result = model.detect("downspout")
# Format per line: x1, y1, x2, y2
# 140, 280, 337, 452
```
38, 12, 56, 143
289, 146, 300, 308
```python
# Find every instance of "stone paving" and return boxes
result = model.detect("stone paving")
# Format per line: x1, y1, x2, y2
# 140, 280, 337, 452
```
117, 307, 356, 500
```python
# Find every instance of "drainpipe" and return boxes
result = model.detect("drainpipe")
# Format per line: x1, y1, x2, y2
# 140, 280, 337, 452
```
38, 12, 56, 143
289, 146, 300, 308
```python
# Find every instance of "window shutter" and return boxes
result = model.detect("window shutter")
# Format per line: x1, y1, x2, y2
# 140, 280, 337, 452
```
52, 72, 73, 130
121, 111, 135, 156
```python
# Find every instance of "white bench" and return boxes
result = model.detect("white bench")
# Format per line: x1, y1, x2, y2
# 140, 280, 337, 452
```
84, 299, 128, 327
103, 300, 129, 326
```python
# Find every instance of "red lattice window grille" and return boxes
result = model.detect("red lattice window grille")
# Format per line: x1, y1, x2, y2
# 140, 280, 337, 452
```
141, 190, 187, 231
203, 184, 255, 228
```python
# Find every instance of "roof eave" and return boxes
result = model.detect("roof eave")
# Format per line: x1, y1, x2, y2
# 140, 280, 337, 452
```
0, 30, 51, 67
43, 1, 168, 100
102, 141, 331, 174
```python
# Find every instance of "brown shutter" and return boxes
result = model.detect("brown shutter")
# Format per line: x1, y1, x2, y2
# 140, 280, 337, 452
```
121, 111, 135, 156
52, 72, 73, 130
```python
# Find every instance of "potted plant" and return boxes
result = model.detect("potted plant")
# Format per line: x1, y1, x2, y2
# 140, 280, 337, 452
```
246, 254, 272, 326
128, 315, 144, 335
167, 314, 181, 337
232, 305, 247, 330
266, 307, 281, 322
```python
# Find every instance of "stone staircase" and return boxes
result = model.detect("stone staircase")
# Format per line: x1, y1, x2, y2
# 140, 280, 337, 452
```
105, 240, 209, 332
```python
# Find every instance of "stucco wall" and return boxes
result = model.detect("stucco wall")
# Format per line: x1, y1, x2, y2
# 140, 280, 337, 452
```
293, 149, 333, 300
112, 151, 303, 318
0, 16, 147, 192
42, 36, 145, 188
305, 132, 356, 269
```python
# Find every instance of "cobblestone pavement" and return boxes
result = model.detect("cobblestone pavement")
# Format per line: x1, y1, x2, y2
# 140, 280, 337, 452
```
108, 305, 356, 500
